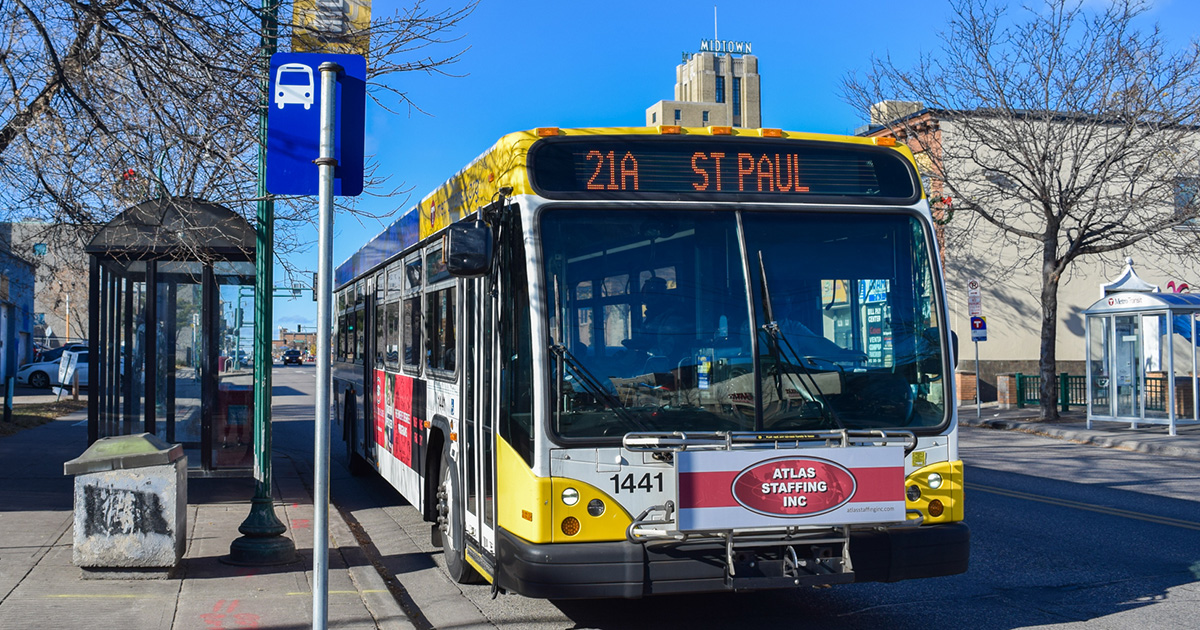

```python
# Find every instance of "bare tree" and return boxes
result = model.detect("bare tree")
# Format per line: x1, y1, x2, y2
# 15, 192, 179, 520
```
0, 0, 475, 264
843, 0, 1200, 420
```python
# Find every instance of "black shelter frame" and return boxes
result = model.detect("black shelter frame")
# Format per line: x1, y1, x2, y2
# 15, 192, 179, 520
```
86, 198, 256, 472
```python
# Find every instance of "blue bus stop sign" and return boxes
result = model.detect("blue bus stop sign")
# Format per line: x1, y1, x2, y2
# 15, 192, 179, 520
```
970, 316, 987, 342
266, 53, 365, 196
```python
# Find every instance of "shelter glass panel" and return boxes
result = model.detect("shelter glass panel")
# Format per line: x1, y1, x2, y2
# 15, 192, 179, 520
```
213, 266, 255, 469
1114, 315, 1141, 418
1088, 316, 1111, 416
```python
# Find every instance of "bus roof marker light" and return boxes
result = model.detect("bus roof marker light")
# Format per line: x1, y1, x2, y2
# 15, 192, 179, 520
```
760, 128, 783, 138
536, 127, 560, 137
874, 136, 898, 146
659, 125, 682, 135
710, 126, 733, 135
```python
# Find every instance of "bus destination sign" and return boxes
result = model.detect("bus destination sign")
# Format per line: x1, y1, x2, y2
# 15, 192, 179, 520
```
528, 137, 918, 201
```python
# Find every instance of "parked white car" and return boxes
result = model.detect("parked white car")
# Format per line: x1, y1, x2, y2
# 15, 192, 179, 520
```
16, 351, 89, 389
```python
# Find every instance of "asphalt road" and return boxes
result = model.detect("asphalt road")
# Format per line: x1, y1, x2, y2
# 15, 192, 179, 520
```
269, 366, 1200, 630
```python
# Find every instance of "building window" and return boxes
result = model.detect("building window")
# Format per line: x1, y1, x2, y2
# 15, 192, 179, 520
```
733, 77, 741, 117
674, 109, 681, 121
716, 76, 725, 104
651, 112, 656, 124
702, 111, 709, 124
1175, 177, 1199, 228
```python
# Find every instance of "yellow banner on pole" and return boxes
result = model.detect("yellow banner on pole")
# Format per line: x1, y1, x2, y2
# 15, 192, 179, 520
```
292, 0, 371, 57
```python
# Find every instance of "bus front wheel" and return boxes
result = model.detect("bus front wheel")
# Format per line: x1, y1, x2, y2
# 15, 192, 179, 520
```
437, 452, 484, 584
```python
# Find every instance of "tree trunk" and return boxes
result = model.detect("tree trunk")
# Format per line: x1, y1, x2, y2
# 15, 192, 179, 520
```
1039, 250, 1062, 421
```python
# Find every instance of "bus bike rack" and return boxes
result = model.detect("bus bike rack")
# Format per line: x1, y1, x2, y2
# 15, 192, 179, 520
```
620, 429, 919, 589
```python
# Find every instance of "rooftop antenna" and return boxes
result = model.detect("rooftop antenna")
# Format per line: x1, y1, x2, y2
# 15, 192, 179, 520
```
714, 6, 718, 41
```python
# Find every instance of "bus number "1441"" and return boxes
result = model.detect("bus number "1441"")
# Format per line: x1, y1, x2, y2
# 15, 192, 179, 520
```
609, 472, 664, 494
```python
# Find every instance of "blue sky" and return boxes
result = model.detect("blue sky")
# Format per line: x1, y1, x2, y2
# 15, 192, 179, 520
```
271, 0, 1200, 333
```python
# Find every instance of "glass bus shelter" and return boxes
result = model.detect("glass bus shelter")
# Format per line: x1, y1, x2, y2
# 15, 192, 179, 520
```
1083, 291, 1200, 436
85, 198, 258, 472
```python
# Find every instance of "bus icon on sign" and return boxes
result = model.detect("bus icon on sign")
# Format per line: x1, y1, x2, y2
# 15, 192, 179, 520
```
274, 63, 314, 110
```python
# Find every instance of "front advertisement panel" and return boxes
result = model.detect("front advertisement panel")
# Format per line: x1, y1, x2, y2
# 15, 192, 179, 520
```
676, 447, 906, 531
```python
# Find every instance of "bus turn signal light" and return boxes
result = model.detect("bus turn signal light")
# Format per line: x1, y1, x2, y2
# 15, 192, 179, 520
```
561, 516, 580, 536
928, 499, 945, 517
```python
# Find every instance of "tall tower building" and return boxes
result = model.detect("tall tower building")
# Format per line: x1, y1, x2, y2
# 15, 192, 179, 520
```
646, 42, 761, 128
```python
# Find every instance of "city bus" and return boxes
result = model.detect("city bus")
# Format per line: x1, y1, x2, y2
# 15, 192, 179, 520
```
332, 125, 968, 598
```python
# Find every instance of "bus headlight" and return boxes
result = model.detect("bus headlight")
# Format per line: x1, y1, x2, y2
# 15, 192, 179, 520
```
561, 488, 580, 506
587, 499, 605, 517
906, 484, 921, 502
927, 473, 943, 489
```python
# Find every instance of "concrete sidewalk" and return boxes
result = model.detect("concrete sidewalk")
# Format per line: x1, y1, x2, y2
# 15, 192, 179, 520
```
959, 401, 1200, 461
0, 408, 414, 630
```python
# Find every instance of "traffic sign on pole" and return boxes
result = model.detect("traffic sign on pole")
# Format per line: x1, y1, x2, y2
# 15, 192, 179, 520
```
970, 316, 988, 342
266, 52, 365, 196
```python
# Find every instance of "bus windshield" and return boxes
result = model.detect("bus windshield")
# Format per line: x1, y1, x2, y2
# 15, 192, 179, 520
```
541, 208, 948, 440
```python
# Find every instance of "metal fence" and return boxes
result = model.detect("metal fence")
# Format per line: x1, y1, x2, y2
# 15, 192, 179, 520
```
1015, 373, 1170, 412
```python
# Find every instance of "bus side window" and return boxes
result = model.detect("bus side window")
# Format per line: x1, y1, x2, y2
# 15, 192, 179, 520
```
403, 296, 421, 370
424, 286, 456, 374
385, 300, 400, 367
336, 309, 346, 362
375, 272, 386, 367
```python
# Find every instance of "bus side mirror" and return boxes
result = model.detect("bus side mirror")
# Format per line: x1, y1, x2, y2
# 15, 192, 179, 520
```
950, 330, 959, 370
446, 220, 493, 278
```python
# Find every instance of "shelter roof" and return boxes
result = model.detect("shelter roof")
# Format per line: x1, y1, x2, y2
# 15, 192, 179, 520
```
1084, 291, 1200, 315
1100, 257, 1159, 296
86, 197, 254, 262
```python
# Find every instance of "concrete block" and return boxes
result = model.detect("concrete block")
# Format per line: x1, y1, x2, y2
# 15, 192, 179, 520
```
72, 457, 187, 569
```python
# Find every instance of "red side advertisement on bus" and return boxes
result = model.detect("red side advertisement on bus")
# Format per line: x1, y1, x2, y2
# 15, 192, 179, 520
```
374, 370, 387, 448
393, 375, 413, 467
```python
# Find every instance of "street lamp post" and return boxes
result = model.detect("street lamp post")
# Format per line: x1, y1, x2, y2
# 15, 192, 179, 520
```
227, 0, 294, 566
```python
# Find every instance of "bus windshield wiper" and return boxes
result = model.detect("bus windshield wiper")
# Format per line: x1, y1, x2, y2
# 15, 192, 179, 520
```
551, 344, 649, 432
756, 252, 845, 430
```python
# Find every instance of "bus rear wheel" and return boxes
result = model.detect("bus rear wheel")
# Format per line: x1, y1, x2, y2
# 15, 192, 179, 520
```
437, 452, 484, 584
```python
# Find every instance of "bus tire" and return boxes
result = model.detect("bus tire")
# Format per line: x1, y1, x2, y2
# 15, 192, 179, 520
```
437, 450, 484, 584
344, 392, 371, 477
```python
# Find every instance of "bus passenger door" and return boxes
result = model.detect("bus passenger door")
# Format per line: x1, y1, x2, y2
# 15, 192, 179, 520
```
462, 276, 497, 558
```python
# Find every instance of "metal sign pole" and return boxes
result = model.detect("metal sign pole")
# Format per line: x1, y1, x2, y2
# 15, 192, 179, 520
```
312, 61, 341, 630
975, 340, 981, 419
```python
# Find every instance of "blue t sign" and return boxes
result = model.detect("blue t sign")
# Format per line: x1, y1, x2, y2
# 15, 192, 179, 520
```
266, 52, 365, 196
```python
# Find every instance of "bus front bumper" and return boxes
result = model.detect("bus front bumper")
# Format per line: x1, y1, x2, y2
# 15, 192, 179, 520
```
495, 522, 970, 599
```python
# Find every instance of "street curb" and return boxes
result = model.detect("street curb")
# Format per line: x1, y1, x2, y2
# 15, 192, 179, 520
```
961, 418, 1200, 461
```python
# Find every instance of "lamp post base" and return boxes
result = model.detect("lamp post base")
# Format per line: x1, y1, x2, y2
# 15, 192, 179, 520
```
224, 497, 297, 566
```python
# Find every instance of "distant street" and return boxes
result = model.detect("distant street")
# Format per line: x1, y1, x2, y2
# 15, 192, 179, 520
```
269, 367, 1200, 630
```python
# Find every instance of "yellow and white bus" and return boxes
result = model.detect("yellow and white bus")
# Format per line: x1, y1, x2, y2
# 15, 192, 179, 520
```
332, 125, 968, 598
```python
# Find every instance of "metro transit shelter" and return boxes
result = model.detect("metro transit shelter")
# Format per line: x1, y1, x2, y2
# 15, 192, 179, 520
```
1083, 290, 1200, 436
85, 198, 258, 472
